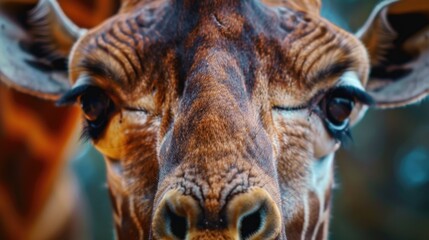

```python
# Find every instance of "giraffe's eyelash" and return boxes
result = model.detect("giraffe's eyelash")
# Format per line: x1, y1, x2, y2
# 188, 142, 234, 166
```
308, 85, 374, 112
327, 86, 374, 106
56, 84, 93, 106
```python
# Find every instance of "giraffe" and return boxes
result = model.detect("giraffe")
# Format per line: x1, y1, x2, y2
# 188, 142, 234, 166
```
0, 0, 428, 239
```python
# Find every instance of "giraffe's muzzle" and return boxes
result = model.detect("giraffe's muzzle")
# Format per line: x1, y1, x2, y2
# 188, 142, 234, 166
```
152, 188, 281, 239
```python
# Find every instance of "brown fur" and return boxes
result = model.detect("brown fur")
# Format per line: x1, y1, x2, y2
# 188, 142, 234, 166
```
6, 0, 427, 239
64, 0, 371, 239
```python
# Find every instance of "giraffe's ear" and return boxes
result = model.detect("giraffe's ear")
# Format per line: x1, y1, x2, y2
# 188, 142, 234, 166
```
263, 0, 321, 15
0, 0, 84, 100
357, 0, 429, 108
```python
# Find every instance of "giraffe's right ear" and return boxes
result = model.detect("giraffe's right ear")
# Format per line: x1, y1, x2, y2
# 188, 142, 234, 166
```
357, 0, 429, 108
0, 0, 84, 100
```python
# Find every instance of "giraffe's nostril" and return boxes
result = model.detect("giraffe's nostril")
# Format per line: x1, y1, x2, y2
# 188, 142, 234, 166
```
152, 190, 199, 239
153, 189, 280, 239
228, 188, 281, 240
166, 204, 188, 239
239, 204, 265, 239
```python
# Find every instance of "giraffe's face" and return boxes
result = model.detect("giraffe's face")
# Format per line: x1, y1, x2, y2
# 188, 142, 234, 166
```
61, 1, 371, 239
1, 0, 429, 239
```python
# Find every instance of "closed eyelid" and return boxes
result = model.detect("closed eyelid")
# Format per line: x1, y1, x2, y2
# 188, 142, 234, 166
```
123, 106, 149, 113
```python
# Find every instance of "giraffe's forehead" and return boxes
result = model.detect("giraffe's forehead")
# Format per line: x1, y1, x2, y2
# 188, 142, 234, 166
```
70, 0, 368, 107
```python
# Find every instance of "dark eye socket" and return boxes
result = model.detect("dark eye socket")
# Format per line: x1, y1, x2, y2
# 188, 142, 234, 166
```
80, 89, 112, 125
78, 87, 115, 139
56, 84, 117, 140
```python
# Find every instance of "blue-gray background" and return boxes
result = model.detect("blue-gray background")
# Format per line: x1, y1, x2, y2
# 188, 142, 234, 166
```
69, 1, 429, 239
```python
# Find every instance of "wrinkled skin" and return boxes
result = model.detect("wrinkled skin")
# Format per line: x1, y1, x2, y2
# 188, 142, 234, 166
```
1, 0, 429, 239
68, 1, 367, 238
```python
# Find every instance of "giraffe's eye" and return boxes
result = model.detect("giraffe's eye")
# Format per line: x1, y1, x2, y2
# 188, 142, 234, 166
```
56, 84, 116, 139
78, 87, 115, 139
321, 88, 356, 135
326, 96, 354, 127
319, 86, 373, 141
80, 89, 111, 125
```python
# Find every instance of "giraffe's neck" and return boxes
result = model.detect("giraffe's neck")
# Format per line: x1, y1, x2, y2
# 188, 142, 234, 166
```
283, 153, 334, 240
303, 153, 334, 240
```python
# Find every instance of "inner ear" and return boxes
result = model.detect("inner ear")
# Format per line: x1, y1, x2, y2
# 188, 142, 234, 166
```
369, 12, 429, 82
357, 0, 429, 108
27, 0, 84, 65
0, 0, 83, 99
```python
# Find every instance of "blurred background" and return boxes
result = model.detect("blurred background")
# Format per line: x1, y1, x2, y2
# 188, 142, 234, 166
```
322, 1, 429, 240
0, 0, 428, 239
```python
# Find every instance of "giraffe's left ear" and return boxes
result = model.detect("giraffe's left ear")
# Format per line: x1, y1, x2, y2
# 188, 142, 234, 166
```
0, 0, 84, 100
357, 0, 429, 108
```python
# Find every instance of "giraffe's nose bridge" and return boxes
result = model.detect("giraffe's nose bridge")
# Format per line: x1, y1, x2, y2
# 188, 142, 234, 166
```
152, 188, 282, 239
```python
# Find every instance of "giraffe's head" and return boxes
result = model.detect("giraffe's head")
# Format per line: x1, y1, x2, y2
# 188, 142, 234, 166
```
1, 0, 429, 239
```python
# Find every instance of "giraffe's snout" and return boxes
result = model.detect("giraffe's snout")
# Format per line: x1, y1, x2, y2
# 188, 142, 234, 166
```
152, 188, 282, 239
